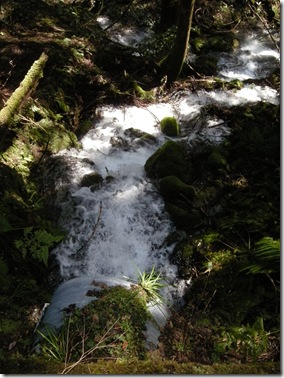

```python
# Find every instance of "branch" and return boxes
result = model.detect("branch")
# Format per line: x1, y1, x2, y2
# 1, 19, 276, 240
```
0, 52, 48, 127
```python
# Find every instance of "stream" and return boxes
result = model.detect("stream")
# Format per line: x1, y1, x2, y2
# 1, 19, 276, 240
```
39, 26, 279, 347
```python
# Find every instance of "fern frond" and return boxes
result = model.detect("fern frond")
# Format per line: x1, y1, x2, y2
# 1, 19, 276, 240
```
241, 237, 280, 275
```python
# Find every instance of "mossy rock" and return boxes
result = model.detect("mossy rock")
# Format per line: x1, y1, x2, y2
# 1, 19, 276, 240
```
80, 172, 103, 189
144, 140, 190, 181
194, 33, 240, 54
206, 34, 240, 52
165, 202, 202, 230
159, 176, 195, 200
193, 55, 218, 76
124, 127, 157, 145
160, 117, 179, 137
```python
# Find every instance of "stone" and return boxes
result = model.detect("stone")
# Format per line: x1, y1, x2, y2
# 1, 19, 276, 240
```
80, 172, 103, 190
160, 116, 179, 136
144, 140, 190, 181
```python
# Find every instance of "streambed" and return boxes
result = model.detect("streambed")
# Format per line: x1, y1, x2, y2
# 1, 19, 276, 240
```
39, 27, 279, 345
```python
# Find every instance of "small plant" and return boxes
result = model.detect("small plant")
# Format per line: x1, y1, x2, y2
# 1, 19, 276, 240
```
215, 317, 269, 362
136, 266, 166, 304
37, 324, 68, 362
14, 227, 64, 266
37, 286, 151, 373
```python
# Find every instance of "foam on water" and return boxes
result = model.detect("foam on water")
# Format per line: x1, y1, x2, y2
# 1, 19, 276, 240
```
217, 30, 280, 80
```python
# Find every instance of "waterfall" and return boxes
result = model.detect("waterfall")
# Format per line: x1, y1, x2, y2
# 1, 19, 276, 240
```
39, 28, 279, 347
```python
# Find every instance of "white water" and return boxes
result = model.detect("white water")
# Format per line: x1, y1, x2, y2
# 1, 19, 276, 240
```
42, 29, 279, 335
218, 30, 280, 80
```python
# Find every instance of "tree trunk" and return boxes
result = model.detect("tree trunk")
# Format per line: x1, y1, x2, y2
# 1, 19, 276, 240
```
160, 0, 179, 31
0, 52, 48, 127
162, 0, 195, 84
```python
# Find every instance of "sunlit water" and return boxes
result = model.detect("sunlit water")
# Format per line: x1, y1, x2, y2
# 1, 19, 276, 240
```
41, 28, 279, 336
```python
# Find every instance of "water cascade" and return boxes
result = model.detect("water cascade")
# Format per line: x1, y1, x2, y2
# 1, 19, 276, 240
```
39, 27, 279, 348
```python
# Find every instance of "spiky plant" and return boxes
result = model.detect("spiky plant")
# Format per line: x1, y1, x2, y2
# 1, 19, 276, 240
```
136, 266, 166, 304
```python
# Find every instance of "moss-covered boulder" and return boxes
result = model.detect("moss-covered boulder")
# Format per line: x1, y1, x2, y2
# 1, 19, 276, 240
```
144, 140, 190, 181
160, 117, 179, 137
159, 176, 195, 201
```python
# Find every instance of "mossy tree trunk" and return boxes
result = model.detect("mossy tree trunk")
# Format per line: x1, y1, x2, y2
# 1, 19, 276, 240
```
0, 52, 48, 127
162, 0, 195, 84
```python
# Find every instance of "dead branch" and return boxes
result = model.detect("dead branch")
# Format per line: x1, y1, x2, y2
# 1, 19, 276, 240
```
0, 52, 48, 127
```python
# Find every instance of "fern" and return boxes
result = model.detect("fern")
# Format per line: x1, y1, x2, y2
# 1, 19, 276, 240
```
241, 237, 280, 275
14, 227, 64, 267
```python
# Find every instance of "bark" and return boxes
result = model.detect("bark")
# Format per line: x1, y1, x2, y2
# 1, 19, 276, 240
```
162, 0, 195, 84
160, 0, 179, 30
0, 52, 48, 127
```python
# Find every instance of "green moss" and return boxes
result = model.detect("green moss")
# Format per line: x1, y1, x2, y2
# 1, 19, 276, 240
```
160, 116, 179, 136
133, 82, 155, 101
195, 33, 240, 53
159, 175, 195, 200
144, 140, 190, 181
0, 355, 279, 374
165, 202, 202, 230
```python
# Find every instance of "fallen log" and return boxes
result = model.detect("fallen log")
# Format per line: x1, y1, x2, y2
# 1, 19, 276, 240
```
0, 52, 48, 127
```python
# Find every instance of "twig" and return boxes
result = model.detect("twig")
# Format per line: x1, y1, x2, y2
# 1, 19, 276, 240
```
204, 289, 217, 311
104, 0, 136, 31
61, 319, 123, 374
75, 201, 103, 254
247, 2, 280, 53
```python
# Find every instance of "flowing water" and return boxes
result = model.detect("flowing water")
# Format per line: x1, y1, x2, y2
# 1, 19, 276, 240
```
40, 27, 279, 341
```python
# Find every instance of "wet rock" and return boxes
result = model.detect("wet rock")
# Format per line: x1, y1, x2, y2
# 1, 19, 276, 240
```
124, 127, 157, 146
144, 140, 191, 181
80, 172, 103, 190
158, 175, 196, 200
